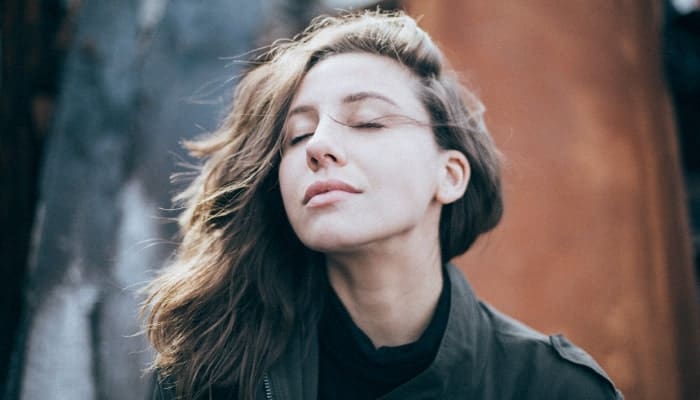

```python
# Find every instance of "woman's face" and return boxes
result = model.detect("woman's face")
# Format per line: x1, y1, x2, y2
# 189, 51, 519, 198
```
278, 52, 446, 254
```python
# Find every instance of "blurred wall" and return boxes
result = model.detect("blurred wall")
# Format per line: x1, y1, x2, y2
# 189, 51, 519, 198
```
405, 1, 700, 399
9, 1, 263, 399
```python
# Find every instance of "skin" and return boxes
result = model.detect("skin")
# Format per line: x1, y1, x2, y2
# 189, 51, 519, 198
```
278, 52, 470, 348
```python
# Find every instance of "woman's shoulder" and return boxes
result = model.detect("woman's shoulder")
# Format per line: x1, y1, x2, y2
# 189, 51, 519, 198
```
479, 303, 624, 399
151, 372, 177, 400
151, 372, 243, 400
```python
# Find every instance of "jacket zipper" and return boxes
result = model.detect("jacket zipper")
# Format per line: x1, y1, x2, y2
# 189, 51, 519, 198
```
262, 374, 274, 400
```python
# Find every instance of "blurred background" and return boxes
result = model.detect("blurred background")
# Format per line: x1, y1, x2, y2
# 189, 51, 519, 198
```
1, 0, 699, 399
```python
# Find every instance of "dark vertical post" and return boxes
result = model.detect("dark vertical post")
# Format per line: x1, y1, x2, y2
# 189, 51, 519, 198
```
0, 0, 66, 396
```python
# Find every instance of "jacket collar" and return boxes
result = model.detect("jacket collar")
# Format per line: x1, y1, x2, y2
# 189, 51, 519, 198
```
266, 263, 487, 400
265, 319, 319, 400
377, 263, 489, 399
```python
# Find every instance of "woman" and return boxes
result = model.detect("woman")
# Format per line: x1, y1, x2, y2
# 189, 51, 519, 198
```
144, 10, 623, 400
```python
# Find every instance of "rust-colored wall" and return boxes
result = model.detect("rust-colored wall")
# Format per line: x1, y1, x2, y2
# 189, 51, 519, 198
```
405, 1, 700, 399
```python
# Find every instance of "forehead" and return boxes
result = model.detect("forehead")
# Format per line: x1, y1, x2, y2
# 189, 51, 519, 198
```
289, 52, 424, 113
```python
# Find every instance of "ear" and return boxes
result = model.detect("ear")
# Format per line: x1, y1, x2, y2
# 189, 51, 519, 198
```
436, 150, 470, 205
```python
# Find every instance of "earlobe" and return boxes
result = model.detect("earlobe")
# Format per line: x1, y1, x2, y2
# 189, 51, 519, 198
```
436, 150, 470, 205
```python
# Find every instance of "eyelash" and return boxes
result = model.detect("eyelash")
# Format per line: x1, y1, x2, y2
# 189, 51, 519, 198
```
288, 122, 385, 146
351, 122, 385, 129
290, 133, 313, 145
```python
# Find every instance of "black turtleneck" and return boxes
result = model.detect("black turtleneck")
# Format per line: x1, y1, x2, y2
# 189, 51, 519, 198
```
317, 269, 451, 400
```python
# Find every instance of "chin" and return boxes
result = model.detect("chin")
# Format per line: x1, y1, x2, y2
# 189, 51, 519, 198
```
301, 236, 357, 254
297, 228, 375, 254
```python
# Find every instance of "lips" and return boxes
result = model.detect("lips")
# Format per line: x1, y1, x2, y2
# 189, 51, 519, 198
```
303, 179, 362, 205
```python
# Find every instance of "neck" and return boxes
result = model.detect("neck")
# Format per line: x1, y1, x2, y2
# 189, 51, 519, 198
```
325, 241, 443, 348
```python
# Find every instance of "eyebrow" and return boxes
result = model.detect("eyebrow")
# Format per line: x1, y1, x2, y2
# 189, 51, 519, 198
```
342, 91, 398, 107
286, 91, 399, 118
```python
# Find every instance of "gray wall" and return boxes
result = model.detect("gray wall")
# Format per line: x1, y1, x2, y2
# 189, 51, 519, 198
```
15, 1, 261, 398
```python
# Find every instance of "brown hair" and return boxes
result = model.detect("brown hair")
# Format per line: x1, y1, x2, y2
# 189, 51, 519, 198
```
143, 9, 502, 400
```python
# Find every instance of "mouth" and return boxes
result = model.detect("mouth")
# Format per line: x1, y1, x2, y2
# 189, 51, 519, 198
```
303, 179, 362, 205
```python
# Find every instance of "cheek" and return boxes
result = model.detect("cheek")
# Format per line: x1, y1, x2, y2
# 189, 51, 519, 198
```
278, 153, 310, 225
379, 141, 441, 191
278, 157, 296, 209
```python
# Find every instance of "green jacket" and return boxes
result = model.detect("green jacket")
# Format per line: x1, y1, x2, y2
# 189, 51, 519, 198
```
154, 264, 623, 399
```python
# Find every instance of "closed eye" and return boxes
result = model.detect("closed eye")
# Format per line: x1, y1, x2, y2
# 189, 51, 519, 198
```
350, 122, 385, 129
287, 120, 385, 147
289, 133, 313, 146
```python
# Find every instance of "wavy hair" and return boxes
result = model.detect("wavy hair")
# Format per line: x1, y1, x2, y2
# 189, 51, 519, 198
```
143, 9, 502, 400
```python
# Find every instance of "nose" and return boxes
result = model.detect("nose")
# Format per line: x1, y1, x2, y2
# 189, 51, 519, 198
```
305, 117, 347, 171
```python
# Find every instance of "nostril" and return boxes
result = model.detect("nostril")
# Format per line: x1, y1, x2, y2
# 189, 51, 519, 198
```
307, 152, 321, 170
308, 151, 336, 166
305, 131, 345, 168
